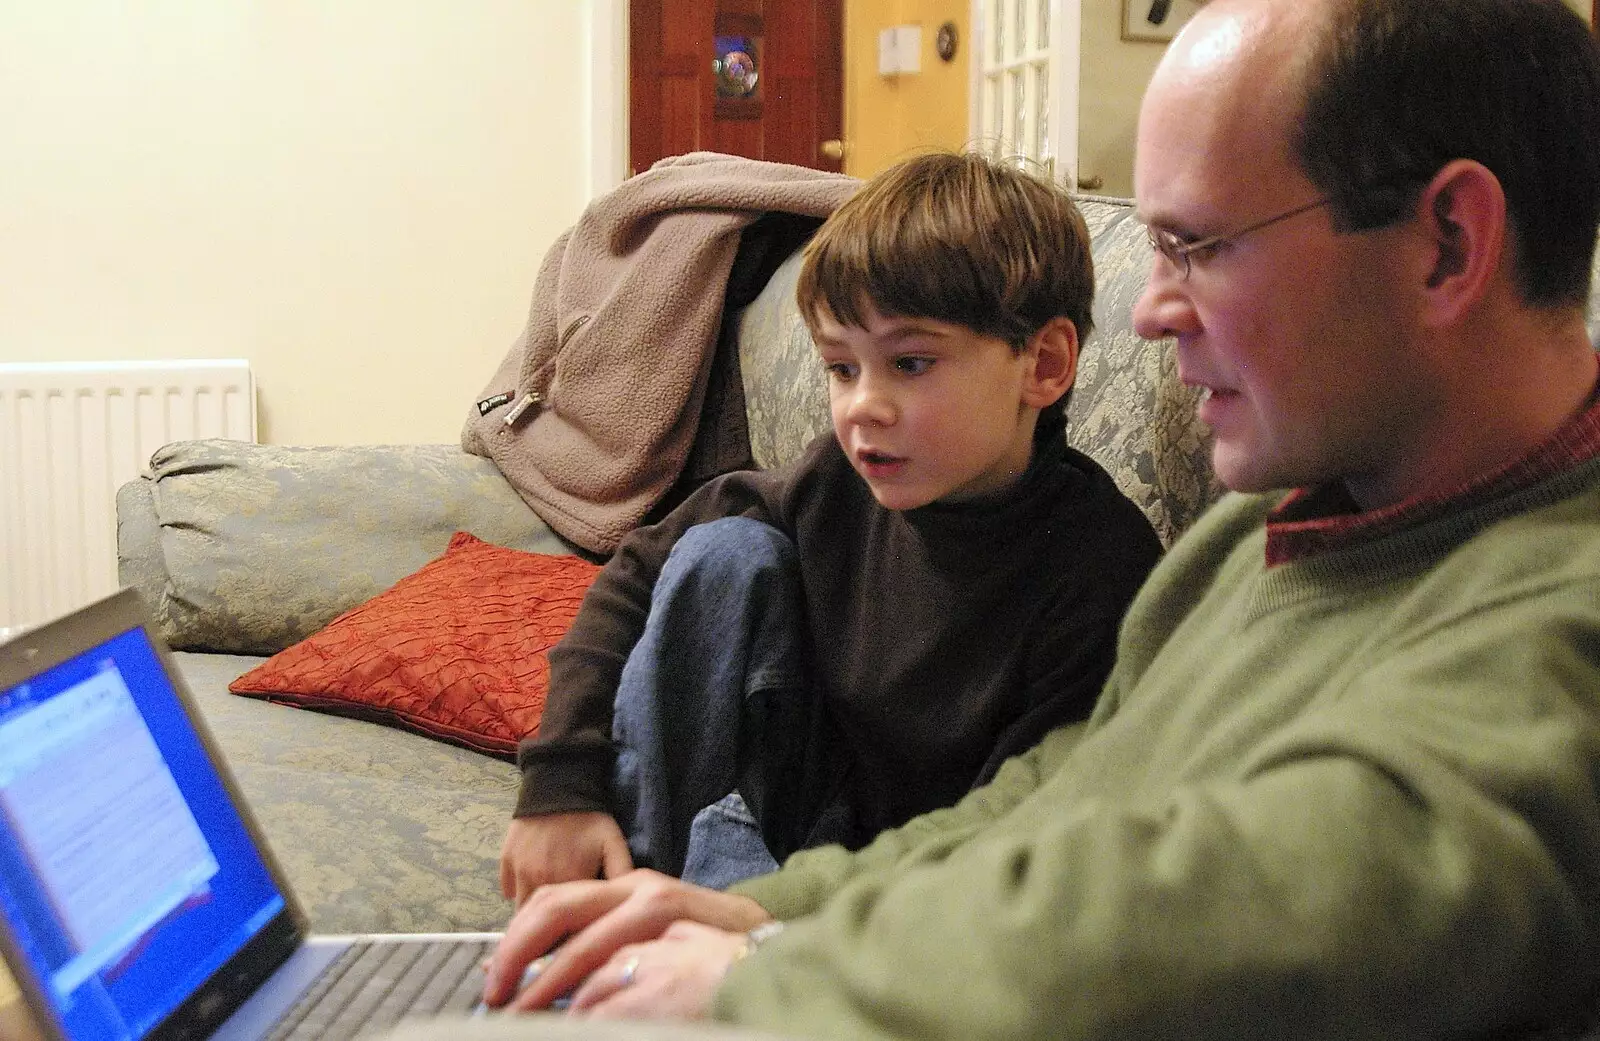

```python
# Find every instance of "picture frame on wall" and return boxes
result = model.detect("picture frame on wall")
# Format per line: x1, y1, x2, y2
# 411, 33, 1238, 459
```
1120, 0, 1202, 43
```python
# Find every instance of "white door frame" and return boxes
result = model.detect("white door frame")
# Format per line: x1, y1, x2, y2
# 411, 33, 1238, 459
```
1052, 0, 1081, 189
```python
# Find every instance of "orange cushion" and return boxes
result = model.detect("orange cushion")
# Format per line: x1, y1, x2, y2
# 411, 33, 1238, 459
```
229, 531, 601, 758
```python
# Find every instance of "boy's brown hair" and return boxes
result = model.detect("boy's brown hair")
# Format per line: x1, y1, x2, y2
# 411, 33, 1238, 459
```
796, 150, 1095, 421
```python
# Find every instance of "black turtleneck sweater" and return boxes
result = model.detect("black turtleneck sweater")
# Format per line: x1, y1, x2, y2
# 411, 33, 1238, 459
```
516, 425, 1162, 847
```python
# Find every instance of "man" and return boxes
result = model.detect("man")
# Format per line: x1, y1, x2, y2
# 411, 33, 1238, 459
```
431, 0, 1600, 1037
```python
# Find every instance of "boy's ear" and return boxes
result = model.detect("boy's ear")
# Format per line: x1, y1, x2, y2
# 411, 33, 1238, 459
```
1021, 317, 1079, 409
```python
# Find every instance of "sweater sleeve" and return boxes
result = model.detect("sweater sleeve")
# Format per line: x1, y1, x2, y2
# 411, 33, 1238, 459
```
728, 720, 1088, 919
513, 447, 821, 817
714, 580, 1600, 1040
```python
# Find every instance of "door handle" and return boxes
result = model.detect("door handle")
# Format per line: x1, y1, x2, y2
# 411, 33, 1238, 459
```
820, 139, 845, 161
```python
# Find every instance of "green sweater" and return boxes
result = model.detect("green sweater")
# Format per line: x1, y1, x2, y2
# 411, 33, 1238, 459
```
715, 456, 1600, 1040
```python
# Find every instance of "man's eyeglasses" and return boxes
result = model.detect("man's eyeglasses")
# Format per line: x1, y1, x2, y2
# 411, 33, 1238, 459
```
1145, 197, 1332, 280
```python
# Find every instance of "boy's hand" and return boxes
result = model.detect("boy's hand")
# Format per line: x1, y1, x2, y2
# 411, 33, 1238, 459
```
482, 869, 772, 1013
500, 812, 633, 906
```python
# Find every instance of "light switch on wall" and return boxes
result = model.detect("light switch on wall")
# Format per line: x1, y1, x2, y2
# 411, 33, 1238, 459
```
877, 25, 922, 76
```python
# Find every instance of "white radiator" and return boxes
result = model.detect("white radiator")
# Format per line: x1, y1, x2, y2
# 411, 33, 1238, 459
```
0, 360, 256, 633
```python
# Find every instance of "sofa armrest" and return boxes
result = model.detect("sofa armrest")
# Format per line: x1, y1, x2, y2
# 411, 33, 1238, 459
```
117, 460, 169, 626
117, 439, 581, 655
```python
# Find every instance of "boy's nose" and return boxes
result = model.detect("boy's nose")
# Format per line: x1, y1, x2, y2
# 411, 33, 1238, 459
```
844, 379, 897, 426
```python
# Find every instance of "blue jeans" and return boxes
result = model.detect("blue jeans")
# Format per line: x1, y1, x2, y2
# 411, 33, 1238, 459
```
611, 517, 821, 889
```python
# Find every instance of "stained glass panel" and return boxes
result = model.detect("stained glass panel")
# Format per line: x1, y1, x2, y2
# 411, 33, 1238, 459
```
713, 35, 760, 99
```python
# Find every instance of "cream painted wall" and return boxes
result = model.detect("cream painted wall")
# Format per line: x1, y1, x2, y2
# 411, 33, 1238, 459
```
842, 0, 971, 179
1078, 0, 1166, 199
0, 2, 599, 446
4, 0, 1587, 444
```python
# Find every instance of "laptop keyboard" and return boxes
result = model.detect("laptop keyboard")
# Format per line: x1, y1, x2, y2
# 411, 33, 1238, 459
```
264, 938, 496, 1040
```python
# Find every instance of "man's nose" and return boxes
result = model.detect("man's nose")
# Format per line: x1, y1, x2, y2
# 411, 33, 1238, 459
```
1132, 258, 1199, 343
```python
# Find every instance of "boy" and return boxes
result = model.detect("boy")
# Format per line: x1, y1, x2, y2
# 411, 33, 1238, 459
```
500, 150, 1162, 902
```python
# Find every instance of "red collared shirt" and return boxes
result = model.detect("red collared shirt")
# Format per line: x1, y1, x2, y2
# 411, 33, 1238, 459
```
1265, 385, 1600, 567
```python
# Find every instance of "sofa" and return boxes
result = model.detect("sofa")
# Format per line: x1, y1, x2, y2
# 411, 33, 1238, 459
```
119, 190, 1600, 941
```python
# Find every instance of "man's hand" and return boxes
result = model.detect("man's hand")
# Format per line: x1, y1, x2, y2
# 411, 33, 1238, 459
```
499, 812, 633, 907
567, 921, 752, 1020
481, 869, 772, 1013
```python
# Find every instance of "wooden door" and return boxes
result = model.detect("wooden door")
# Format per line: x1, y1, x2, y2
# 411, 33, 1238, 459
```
630, 0, 843, 176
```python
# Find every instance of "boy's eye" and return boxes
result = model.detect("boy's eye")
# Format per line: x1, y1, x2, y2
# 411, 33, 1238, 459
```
824, 361, 858, 382
894, 356, 935, 376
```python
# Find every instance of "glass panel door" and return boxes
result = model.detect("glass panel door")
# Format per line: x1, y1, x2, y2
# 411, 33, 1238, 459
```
970, 0, 1078, 187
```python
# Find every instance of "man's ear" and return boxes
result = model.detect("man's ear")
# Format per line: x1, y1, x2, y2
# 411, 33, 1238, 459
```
1022, 317, 1080, 409
1415, 159, 1506, 327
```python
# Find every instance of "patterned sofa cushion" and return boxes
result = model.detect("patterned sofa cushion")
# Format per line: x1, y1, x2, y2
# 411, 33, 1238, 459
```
119, 440, 581, 655
737, 248, 832, 473
1071, 195, 1224, 544
174, 649, 520, 932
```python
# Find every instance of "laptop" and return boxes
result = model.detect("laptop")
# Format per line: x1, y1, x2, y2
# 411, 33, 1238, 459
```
0, 588, 503, 1041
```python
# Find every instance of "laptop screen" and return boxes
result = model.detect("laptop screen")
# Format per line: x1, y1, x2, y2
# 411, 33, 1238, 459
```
0, 623, 286, 1041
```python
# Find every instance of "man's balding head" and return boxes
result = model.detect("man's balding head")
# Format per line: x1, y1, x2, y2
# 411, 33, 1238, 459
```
1189, 0, 1600, 309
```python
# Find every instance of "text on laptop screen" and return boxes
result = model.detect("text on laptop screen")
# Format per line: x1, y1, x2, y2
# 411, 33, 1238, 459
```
0, 626, 285, 1041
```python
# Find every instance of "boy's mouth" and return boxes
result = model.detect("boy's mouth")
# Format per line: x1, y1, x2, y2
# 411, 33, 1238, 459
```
855, 448, 907, 476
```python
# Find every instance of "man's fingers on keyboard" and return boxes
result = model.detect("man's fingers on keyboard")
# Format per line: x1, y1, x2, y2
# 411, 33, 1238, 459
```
486, 879, 628, 1005
507, 894, 684, 1011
